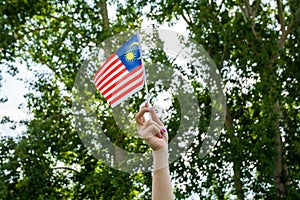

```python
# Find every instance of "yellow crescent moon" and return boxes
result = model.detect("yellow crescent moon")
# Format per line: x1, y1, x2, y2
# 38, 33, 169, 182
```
129, 42, 140, 49
129, 42, 141, 60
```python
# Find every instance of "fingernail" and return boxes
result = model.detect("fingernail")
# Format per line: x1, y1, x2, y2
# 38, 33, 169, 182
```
161, 127, 167, 133
157, 133, 163, 138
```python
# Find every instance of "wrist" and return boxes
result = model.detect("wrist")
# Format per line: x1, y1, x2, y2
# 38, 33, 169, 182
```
153, 145, 169, 171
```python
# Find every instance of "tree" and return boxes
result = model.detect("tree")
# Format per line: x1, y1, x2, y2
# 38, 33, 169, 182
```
122, 0, 300, 199
1, 0, 300, 199
0, 0, 146, 199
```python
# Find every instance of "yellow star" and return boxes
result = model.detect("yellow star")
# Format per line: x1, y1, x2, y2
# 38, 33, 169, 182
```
125, 51, 135, 62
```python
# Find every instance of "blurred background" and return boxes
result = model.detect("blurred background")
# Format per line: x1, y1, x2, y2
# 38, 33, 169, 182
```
0, 0, 299, 199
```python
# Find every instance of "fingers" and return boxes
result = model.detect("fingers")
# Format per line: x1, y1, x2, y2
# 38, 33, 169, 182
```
149, 108, 163, 126
136, 102, 163, 126
138, 120, 168, 141
136, 102, 169, 151
135, 107, 149, 125
140, 120, 168, 151
145, 102, 163, 126
138, 120, 161, 139
160, 126, 168, 140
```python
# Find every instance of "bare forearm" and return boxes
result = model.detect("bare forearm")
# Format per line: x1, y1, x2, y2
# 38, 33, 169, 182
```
135, 103, 174, 199
152, 146, 174, 200
152, 166, 174, 200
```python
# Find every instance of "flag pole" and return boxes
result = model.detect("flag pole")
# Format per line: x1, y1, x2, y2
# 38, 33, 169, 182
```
136, 30, 151, 106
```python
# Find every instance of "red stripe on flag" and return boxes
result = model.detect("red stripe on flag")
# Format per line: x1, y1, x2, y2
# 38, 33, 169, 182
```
103, 65, 143, 98
108, 67, 144, 104
109, 77, 144, 106
95, 60, 123, 88
98, 64, 126, 91
105, 68, 143, 103
94, 53, 118, 82
99, 64, 127, 92
104, 91, 113, 101
111, 69, 143, 98
101, 82, 117, 97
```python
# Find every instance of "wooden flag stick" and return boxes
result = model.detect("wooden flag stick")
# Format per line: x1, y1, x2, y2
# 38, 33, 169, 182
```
136, 30, 151, 105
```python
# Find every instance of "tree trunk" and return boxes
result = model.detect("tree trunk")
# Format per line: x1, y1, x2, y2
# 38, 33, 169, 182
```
267, 3, 300, 198
98, 0, 110, 32
233, 159, 245, 200
272, 101, 288, 198
225, 111, 245, 200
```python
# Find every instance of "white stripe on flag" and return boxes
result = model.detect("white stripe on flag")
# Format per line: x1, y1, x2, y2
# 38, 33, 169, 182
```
111, 83, 144, 108
107, 71, 144, 103
96, 59, 122, 87
94, 54, 119, 81
99, 66, 128, 94
104, 67, 143, 99
111, 67, 143, 93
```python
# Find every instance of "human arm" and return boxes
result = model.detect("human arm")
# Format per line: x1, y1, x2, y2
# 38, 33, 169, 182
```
135, 103, 174, 200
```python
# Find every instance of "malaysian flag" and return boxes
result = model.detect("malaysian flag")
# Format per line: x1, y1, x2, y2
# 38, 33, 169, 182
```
94, 34, 144, 107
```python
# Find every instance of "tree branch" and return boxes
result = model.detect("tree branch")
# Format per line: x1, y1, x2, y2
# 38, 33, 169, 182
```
15, 26, 51, 40
253, 0, 261, 15
276, 0, 285, 33
182, 8, 193, 26
278, 5, 300, 50
251, 0, 261, 39
98, 0, 109, 32
25, 26, 52, 35
52, 166, 80, 173
270, 5, 300, 67
238, 4, 248, 22
239, 0, 261, 39
219, 41, 227, 68
244, 0, 251, 18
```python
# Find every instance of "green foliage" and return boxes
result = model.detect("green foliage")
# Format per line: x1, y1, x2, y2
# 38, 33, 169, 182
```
126, 0, 300, 199
1, 0, 145, 199
1, 0, 300, 199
